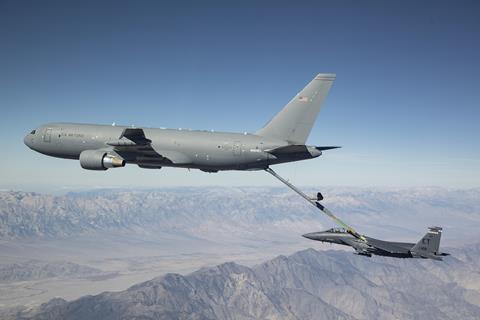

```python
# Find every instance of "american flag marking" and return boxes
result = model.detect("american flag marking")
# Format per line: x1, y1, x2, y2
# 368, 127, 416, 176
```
298, 96, 309, 102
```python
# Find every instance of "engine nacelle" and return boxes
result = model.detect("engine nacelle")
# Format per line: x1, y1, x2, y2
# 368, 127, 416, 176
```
79, 150, 125, 170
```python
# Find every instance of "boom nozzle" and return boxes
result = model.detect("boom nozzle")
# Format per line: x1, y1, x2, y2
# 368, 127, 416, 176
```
264, 167, 365, 242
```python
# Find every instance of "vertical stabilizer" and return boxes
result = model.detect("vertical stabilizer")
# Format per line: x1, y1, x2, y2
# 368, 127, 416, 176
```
256, 73, 335, 144
411, 227, 443, 256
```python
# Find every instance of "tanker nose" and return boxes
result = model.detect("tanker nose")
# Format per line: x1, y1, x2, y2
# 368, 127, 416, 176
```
24, 130, 36, 149
24, 134, 32, 148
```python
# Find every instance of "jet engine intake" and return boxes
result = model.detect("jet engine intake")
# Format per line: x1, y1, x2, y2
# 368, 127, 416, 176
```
79, 150, 125, 170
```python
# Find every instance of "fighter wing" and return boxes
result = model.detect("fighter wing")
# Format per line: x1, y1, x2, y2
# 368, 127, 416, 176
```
343, 238, 372, 256
365, 237, 411, 254
107, 128, 192, 165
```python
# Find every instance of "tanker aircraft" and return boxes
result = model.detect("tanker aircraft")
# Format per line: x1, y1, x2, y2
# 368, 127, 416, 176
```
24, 74, 337, 172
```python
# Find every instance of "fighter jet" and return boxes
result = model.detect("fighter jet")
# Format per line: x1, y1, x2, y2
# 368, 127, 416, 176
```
24, 74, 338, 172
303, 227, 450, 260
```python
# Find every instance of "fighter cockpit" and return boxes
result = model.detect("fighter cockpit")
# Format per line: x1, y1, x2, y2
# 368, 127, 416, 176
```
326, 227, 348, 233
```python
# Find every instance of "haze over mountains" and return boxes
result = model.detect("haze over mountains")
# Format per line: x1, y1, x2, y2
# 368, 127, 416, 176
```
1, 187, 479, 319
1, 187, 479, 243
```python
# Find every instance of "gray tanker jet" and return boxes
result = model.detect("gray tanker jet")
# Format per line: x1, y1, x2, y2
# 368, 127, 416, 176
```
24, 74, 338, 172
303, 227, 450, 260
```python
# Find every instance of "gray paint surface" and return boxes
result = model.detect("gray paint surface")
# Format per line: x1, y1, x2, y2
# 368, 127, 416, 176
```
24, 74, 336, 172
303, 227, 449, 260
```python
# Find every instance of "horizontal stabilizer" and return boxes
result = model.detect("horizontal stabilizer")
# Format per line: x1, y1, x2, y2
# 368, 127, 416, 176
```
266, 145, 340, 155
316, 146, 341, 151
265, 145, 309, 155
416, 252, 444, 261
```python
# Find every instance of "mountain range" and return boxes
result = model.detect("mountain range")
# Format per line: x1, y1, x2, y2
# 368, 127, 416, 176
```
0, 260, 104, 283
1, 187, 479, 244
1, 187, 479, 318
5, 244, 480, 320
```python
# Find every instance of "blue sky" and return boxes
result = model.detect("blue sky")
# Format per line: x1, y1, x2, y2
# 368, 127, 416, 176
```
1, 1, 479, 190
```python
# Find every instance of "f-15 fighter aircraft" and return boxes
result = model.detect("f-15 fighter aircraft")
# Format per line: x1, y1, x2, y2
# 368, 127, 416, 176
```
303, 227, 450, 260
24, 74, 337, 172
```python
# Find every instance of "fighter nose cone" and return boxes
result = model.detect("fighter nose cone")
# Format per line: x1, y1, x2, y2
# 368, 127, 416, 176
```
302, 232, 318, 240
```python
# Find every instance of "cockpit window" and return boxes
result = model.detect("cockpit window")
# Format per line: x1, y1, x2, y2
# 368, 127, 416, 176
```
327, 228, 347, 233
30, 130, 36, 134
